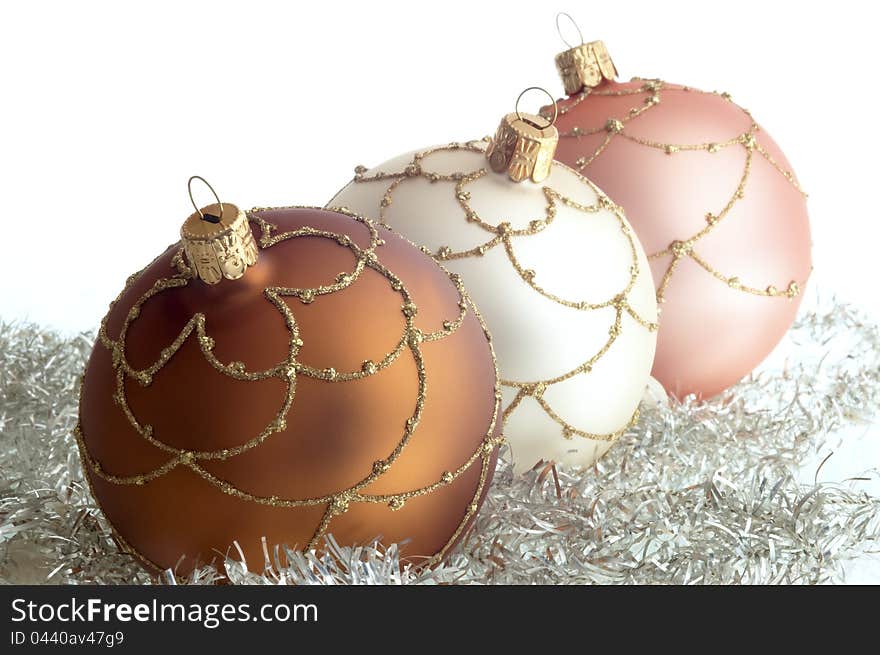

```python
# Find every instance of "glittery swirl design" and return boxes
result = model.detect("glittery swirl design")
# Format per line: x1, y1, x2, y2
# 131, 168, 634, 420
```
74, 207, 502, 571
544, 79, 809, 304
4, 298, 880, 584
346, 142, 657, 443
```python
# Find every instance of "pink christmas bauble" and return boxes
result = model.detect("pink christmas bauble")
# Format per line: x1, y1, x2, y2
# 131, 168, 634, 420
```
552, 79, 812, 399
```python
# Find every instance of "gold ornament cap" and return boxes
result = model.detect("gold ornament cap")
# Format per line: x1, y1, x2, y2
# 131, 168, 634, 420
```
486, 88, 559, 184
180, 176, 258, 285
555, 40, 618, 95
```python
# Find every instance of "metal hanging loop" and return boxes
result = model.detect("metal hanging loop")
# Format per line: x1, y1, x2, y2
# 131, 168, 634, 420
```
515, 87, 558, 130
555, 12, 584, 49
187, 175, 224, 222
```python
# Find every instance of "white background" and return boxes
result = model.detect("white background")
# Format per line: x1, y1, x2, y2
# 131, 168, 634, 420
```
1, 1, 878, 582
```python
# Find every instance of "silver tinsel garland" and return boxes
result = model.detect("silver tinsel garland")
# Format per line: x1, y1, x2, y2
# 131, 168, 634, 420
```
1, 295, 878, 585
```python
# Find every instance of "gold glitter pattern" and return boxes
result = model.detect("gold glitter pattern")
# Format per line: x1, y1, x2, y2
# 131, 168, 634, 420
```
345, 142, 657, 442
545, 80, 809, 304
75, 206, 502, 570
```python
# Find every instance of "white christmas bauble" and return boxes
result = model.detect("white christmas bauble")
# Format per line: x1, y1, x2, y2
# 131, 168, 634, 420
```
329, 142, 657, 473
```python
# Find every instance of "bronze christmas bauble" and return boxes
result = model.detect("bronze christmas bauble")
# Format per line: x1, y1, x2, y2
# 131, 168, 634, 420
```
76, 204, 501, 575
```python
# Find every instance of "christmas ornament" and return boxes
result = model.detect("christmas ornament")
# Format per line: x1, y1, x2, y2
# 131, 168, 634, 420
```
6, 297, 880, 585
75, 178, 502, 575
546, 16, 812, 399
328, 90, 658, 474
